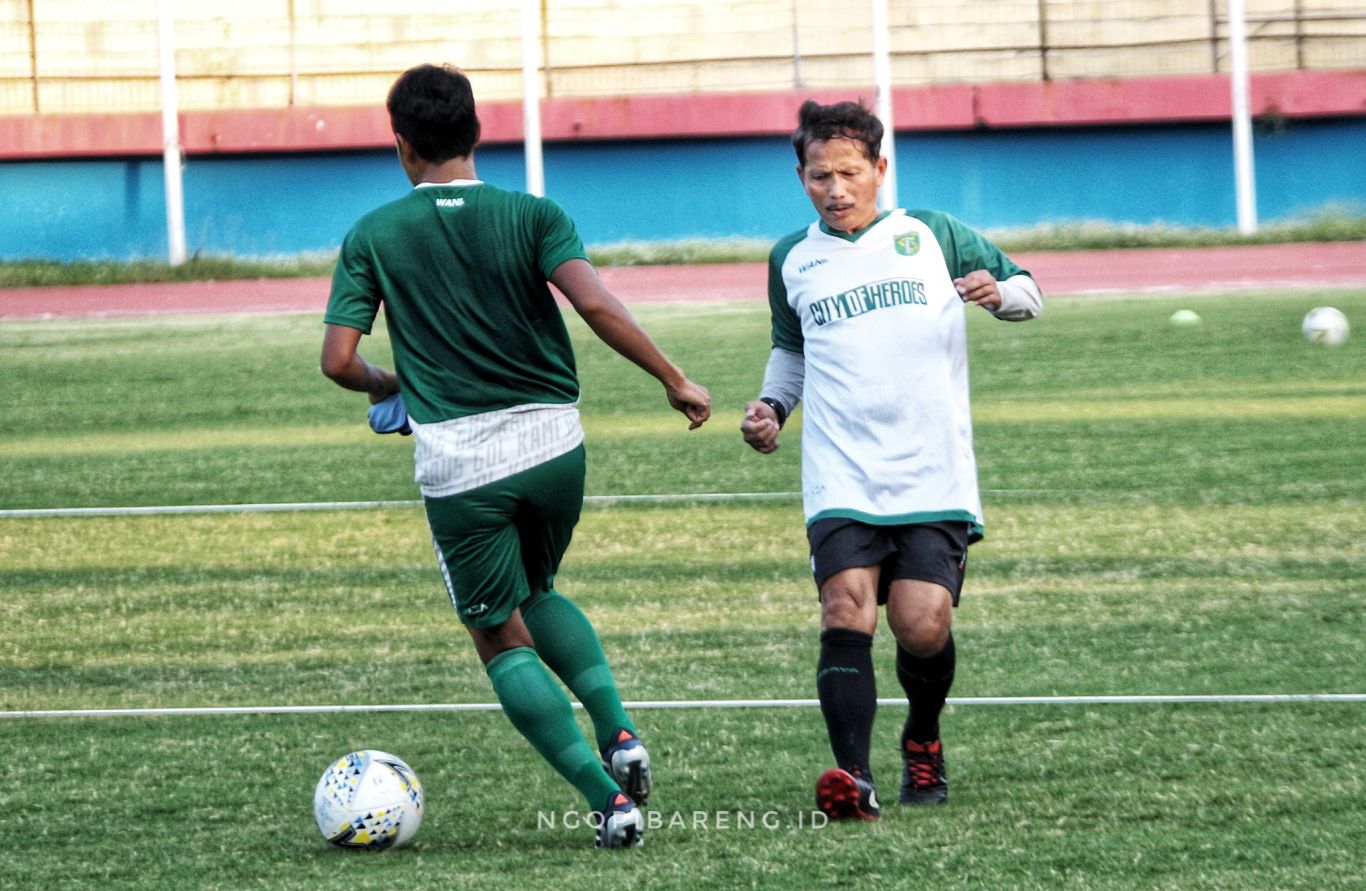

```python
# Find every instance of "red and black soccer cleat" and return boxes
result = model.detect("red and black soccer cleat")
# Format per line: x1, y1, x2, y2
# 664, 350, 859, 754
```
815, 767, 881, 820
900, 738, 948, 805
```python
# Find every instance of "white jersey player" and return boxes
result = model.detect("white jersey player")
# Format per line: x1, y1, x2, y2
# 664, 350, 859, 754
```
741, 99, 1042, 819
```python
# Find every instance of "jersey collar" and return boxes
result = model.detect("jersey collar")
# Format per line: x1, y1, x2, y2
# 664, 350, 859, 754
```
818, 210, 893, 242
415, 179, 483, 188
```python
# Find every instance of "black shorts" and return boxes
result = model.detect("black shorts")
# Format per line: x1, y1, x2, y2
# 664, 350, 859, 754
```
807, 518, 971, 606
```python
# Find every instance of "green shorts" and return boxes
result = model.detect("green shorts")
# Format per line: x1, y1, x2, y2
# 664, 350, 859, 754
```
423, 445, 585, 629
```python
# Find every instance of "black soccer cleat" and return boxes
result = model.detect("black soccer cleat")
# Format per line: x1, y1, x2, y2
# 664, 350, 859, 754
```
594, 791, 644, 849
900, 738, 948, 805
601, 728, 652, 807
815, 767, 881, 820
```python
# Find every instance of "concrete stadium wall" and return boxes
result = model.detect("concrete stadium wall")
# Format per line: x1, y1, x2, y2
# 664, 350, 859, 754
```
5, 0, 1365, 115
5, 116, 1363, 262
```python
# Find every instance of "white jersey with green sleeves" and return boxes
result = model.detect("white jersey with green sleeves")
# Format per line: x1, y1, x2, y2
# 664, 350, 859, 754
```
767, 208, 1032, 538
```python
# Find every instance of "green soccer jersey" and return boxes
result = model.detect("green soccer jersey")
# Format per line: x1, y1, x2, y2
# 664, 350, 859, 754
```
325, 180, 588, 424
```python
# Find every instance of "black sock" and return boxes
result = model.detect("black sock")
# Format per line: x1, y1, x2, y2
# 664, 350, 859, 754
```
816, 628, 877, 779
896, 632, 956, 745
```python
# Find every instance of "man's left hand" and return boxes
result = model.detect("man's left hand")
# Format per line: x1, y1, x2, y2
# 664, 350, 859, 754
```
954, 270, 1002, 311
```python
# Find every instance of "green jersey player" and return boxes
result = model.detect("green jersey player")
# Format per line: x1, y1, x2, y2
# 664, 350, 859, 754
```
741, 99, 1042, 819
321, 63, 711, 848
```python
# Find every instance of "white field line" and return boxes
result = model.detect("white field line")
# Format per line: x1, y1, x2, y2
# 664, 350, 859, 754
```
4, 693, 1363, 720
0, 489, 1092, 519
0, 500, 425, 519
0, 493, 803, 518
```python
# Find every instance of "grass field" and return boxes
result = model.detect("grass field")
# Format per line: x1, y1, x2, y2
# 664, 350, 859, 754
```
1, 287, 1364, 889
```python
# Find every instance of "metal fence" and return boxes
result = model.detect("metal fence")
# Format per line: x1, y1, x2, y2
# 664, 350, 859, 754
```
2, 0, 1364, 115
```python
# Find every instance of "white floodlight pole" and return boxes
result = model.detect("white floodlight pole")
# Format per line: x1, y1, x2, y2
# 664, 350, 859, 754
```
872, 0, 898, 211
1228, 0, 1258, 235
157, 0, 187, 265
520, 0, 546, 196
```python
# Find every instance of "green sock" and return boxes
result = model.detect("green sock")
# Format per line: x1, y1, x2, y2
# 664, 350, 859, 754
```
521, 588, 636, 751
485, 646, 618, 809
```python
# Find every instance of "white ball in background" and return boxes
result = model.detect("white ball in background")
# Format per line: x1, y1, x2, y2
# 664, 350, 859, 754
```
1301, 306, 1350, 346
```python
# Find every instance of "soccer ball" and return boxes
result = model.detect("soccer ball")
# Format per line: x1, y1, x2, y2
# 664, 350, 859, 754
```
313, 750, 424, 850
1301, 306, 1349, 346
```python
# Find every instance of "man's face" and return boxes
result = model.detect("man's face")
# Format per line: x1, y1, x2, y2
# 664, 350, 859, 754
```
798, 137, 887, 234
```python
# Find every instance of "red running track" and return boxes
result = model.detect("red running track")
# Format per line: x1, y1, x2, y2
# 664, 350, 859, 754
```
2, 241, 1363, 319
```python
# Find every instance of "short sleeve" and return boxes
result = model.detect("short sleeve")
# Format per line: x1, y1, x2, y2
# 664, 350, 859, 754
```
323, 227, 382, 334
532, 197, 590, 280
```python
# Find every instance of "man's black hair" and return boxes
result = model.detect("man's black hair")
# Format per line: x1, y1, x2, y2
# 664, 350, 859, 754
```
791, 99, 883, 167
387, 64, 481, 163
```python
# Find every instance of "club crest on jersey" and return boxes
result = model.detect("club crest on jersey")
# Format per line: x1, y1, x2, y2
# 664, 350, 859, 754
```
894, 233, 920, 256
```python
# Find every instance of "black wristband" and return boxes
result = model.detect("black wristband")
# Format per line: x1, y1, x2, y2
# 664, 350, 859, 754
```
758, 397, 787, 429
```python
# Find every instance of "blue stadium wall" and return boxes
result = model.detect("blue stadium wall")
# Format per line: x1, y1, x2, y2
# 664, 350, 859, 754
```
3, 116, 1364, 262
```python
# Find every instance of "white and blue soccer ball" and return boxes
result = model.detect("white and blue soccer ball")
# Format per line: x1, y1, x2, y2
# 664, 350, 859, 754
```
313, 750, 424, 850
1302, 306, 1350, 346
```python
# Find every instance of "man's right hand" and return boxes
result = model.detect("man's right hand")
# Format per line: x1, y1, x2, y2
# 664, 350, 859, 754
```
667, 378, 712, 430
741, 400, 781, 453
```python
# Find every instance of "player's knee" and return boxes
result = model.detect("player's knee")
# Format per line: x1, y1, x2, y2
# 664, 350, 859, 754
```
819, 592, 852, 625
893, 618, 950, 658
468, 619, 536, 665
819, 588, 874, 633
887, 602, 951, 656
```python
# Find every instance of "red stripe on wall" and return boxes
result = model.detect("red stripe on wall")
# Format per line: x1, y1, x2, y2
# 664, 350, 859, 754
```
974, 69, 1366, 127
1, 70, 1362, 160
